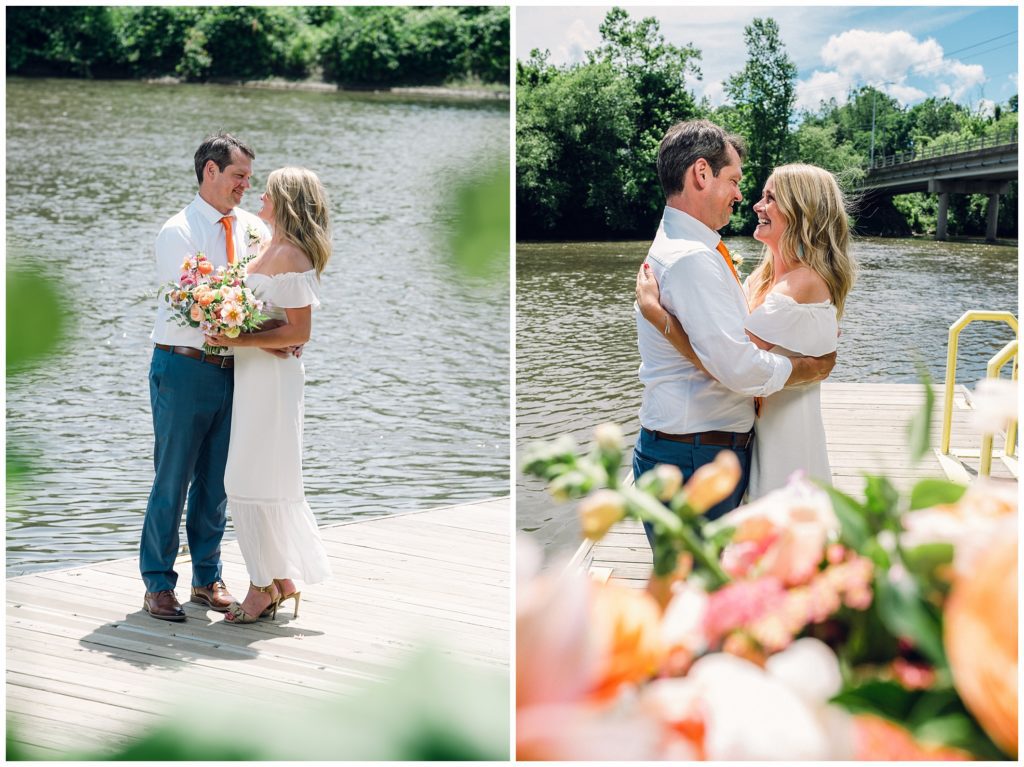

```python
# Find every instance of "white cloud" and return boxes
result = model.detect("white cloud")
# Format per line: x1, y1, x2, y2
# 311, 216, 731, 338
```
560, 18, 601, 66
796, 27, 993, 109
976, 99, 997, 118
796, 70, 854, 111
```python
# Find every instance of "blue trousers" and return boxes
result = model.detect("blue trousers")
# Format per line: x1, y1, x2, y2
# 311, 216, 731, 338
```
140, 347, 233, 593
632, 427, 753, 550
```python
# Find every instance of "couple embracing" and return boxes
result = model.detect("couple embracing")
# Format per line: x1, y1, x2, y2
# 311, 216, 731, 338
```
141, 132, 331, 624
633, 119, 857, 542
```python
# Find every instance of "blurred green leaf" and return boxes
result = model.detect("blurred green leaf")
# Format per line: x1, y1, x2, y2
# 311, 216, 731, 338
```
821, 484, 870, 550
12, 649, 507, 761
908, 479, 967, 510
902, 542, 955, 580
906, 369, 935, 463
873, 572, 947, 669
446, 160, 510, 280
832, 679, 917, 720
864, 475, 899, 528
7, 265, 71, 372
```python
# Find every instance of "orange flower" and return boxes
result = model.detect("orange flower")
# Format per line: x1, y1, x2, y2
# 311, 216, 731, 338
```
194, 286, 215, 307
590, 583, 666, 698
944, 536, 1017, 758
853, 714, 970, 760
682, 450, 740, 514
197, 259, 214, 275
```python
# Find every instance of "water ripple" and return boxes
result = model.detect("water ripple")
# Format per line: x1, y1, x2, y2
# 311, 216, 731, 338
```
7, 78, 510, 576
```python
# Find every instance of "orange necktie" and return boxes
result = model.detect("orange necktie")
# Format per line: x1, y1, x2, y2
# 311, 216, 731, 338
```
219, 215, 235, 264
716, 240, 741, 285
718, 240, 764, 418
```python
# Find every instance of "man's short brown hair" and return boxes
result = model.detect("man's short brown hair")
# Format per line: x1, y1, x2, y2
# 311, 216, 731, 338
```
657, 119, 746, 197
194, 132, 255, 185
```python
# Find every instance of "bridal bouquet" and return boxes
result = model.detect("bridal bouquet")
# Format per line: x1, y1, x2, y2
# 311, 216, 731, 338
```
519, 383, 1017, 761
162, 253, 268, 354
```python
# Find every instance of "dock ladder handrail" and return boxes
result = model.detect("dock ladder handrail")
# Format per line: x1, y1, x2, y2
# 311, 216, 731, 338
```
940, 310, 1018, 477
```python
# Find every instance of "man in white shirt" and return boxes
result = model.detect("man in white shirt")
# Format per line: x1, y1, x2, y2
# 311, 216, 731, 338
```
141, 133, 271, 621
634, 120, 835, 548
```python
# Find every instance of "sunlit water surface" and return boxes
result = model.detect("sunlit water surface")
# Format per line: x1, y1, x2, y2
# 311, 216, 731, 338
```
7, 78, 510, 576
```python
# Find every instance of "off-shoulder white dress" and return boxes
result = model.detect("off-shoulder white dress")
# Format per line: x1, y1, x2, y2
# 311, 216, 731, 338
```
744, 292, 838, 500
224, 270, 331, 586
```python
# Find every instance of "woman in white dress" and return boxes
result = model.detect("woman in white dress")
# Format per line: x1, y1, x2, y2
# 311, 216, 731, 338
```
635, 163, 856, 499
205, 167, 333, 624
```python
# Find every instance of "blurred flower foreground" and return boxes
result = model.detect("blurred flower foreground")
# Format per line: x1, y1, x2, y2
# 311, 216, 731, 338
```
519, 387, 1017, 761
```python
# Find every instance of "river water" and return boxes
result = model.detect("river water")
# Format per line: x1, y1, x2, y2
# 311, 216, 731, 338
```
517, 237, 1019, 557
6, 78, 510, 576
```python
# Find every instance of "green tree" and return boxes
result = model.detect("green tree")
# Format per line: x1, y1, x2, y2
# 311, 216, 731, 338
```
516, 7, 704, 238
6, 6, 122, 77
588, 7, 704, 229
723, 18, 797, 232
517, 60, 638, 236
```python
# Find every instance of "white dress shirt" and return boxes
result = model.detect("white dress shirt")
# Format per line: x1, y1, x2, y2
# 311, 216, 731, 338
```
150, 194, 271, 351
636, 206, 793, 434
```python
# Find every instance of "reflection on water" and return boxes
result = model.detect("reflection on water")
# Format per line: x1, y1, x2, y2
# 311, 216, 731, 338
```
517, 236, 1018, 555
7, 78, 510, 576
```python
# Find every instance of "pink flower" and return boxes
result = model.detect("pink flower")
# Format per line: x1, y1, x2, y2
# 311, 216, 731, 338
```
704, 577, 786, 644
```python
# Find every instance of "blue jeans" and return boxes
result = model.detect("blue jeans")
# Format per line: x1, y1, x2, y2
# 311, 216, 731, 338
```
139, 347, 234, 593
632, 427, 753, 550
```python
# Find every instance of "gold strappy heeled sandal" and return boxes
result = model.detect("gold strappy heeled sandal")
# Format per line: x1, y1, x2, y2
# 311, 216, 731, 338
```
273, 579, 302, 618
224, 582, 280, 624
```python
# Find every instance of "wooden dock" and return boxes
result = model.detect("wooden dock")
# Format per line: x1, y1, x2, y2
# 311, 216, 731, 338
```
6, 498, 509, 758
583, 383, 1018, 587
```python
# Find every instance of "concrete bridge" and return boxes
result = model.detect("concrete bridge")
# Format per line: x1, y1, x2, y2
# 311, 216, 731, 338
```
859, 128, 1018, 241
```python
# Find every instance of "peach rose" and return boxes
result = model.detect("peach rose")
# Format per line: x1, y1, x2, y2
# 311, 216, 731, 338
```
590, 583, 665, 698
189, 303, 204, 322
944, 535, 1017, 757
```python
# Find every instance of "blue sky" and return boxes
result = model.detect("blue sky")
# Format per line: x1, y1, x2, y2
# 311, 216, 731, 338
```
516, 5, 1019, 113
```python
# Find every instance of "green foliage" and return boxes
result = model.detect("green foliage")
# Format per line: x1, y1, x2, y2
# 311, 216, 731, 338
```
113, 6, 199, 78
6, 6, 510, 86
320, 6, 509, 87
722, 18, 797, 233
6, 6, 122, 76
7, 264, 70, 373
8, 649, 508, 760
516, 7, 703, 238
446, 160, 511, 281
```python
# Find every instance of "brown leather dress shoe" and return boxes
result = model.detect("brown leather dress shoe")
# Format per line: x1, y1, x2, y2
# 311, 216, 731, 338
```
190, 580, 234, 612
144, 590, 186, 621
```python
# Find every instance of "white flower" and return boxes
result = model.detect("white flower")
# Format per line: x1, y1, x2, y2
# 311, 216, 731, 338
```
593, 422, 623, 451
901, 479, 1017, 575
642, 640, 854, 760
708, 471, 839, 537
660, 581, 708, 657
969, 378, 1018, 435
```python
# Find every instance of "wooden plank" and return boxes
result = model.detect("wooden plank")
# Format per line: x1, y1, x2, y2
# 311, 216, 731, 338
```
6, 498, 510, 756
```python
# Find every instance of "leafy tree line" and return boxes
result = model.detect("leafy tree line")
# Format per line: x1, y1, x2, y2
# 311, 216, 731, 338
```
6, 6, 509, 87
517, 8, 1017, 240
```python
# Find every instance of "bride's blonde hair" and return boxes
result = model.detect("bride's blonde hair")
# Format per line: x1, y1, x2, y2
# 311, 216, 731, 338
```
747, 163, 857, 319
266, 167, 332, 276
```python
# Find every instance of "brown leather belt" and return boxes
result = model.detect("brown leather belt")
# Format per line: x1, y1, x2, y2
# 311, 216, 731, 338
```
154, 343, 234, 369
644, 427, 753, 450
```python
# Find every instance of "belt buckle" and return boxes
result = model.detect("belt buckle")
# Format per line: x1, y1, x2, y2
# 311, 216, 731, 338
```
219, 355, 232, 369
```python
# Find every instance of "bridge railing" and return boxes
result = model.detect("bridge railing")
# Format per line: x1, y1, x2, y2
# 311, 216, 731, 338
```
868, 126, 1018, 170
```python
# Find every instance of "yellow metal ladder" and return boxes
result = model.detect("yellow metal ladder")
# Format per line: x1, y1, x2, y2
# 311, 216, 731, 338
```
938, 311, 1018, 481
